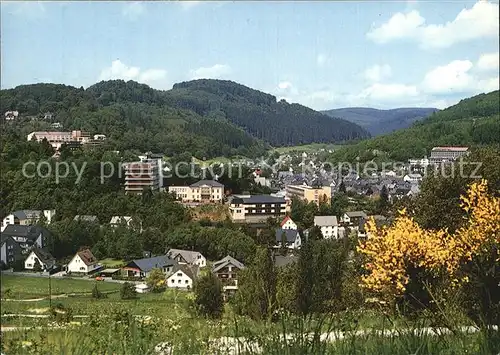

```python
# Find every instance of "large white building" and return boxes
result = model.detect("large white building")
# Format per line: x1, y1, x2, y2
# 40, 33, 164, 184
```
430, 147, 469, 164
229, 195, 286, 223
123, 161, 160, 194
314, 216, 339, 239
27, 131, 95, 150
168, 180, 224, 203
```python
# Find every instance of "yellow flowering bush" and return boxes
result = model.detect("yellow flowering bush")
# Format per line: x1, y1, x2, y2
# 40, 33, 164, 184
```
358, 179, 500, 303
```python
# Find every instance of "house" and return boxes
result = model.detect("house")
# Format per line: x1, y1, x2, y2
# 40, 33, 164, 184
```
166, 264, 199, 290
274, 229, 302, 249
212, 255, 245, 283
229, 195, 286, 223
168, 180, 224, 203
51, 122, 63, 129
67, 249, 100, 274
4, 111, 19, 120
0, 225, 51, 255
167, 249, 206, 268
1, 210, 56, 232
403, 174, 423, 183
109, 216, 134, 228
0, 235, 22, 268
314, 216, 339, 239
73, 215, 99, 223
342, 211, 368, 227
280, 216, 298, 230
122, 255, 177, 278
24, 247, 55, 271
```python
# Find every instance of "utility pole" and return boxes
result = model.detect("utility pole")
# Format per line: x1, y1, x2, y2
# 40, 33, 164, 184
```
48, 268, 52, 308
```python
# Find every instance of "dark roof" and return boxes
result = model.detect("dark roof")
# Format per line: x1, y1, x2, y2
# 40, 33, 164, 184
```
274, 255, 298, 268
233, 195, 285, 204
345, 211, 367, 218
275, 228, 301, 243
0, 235, 14, 246
31, 247, 55, 264
76, 249, 97, 266
11, 210, 42, 220
170, 263, 198, 280
1, 225, 50, 241
190, 180, 224, 188
126, 255, 176, 273
212, 255, 245, 273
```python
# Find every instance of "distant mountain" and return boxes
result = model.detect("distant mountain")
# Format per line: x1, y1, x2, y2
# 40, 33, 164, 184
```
163, 79, 370, 146
322, 107, 439, 136
0, 79, 369, 159
329, 91, 500, 162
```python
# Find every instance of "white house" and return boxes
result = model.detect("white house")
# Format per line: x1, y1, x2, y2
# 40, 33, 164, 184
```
109, 216, 134, 228
403, 174, 423, 183
166, 264, 198, 290
67, 249, 100, 274
167, 249, 206, 268
2, 210, 56, 232
279, 216, 298, 230
314, 216, 339, 239
341, 211, 368, 228
24, 248, 55, 271
274, 229, 302, 249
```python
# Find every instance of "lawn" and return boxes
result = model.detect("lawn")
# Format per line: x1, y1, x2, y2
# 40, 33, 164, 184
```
0, 274, 121, 299
99, 258, 125, 267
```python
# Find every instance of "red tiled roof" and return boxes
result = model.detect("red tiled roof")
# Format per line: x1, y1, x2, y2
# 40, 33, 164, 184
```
77, 249, 96, 266
280, 216, 292, 227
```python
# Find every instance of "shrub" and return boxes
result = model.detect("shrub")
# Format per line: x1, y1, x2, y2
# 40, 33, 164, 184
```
120, 282, 137, 300
194, 273, 224, 318
91, 283, 107, 299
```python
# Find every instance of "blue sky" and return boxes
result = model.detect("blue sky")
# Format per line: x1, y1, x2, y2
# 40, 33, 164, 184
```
1, 1, 498, 110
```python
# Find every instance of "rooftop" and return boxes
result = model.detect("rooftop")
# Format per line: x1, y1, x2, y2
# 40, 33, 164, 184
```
190, 180, 224, 188
232, 195, 286, 204
314, 215, 339, 227
431, 147, 469, 152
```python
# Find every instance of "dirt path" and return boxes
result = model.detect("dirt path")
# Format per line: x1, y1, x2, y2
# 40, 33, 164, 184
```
3, 294, 69, 302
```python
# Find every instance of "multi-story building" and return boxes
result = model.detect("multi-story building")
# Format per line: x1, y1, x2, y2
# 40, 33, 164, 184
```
430, 147, 469, 164
123, 160, 160, 194
285, 185, 332, 205
27, 130, 105, 151
229, 195, 286, 223
168, 180, 224, 203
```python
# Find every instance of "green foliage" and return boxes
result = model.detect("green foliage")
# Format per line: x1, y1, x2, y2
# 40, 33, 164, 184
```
193, 273, 224, 319
146, 268, 166, 293
33, 258, 42, 272
91, 283, 107, 299
329, 90, 500, 162
120, 282, 137, 300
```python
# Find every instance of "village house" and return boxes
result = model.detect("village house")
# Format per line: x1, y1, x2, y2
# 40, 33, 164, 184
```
167, 249, 207, 268
109, 216, 135, 228
341, 211, 368, 228
403, 173, 423, 183
274, 229, 302, 249
168, 180, 224, 203
280, 216, 298, 230
73, 215, 100, 224
122, 255, 177, 278
314, 215, 339, 239
0, 235, 22, 268
24, 247, 56, 271
0, 225, 51, 255
166, 264, 199, 290
1, 209, 56, 232
66, 249, 100, 274
212, 255, 245, 300
4, 111, 19, 120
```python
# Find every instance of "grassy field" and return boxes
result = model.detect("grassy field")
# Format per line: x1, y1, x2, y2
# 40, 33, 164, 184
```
0, 274, 121, 299
99, 258, 125, 267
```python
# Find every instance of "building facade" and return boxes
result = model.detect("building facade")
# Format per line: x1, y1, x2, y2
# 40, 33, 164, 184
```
285, 185, 332, 205
168, 180, 224, 203
430, 147, 469, 164
123, 161, 160, 194
27, 131, 97, 150
229, 195, 286, 223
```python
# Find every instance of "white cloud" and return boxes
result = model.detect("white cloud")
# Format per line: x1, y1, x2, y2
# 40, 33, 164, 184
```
122, 2, 146, 21
278, 81, 293, 90
99, 60, 168, 87
189, 64, 232, 80
422, 57, 499, 95
364, 64, 392, 82
476, 52, 500, 72
179, 1, 202, 10
367, 1, 499, 49
357, 83, 419, 102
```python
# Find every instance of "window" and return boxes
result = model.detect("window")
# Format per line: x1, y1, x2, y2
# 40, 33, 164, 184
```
185, 280, 188, 284
80, 267, 85, 271
177, 273, 182, 277
178, 279, 181, 283
171, 279, 174, 283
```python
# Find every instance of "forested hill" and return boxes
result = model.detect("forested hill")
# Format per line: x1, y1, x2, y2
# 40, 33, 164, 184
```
0, 80, 369, 159
329, 90, 500, 162
322, 107, 438, 136
163, 79, 370, 145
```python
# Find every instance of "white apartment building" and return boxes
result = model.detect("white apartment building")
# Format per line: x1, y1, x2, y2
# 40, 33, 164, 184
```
314, 216, 339, 239
123, 161, 160, 194
27, 131, 92, 150
168, 180, 224, 203
430, 147, 469, 164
